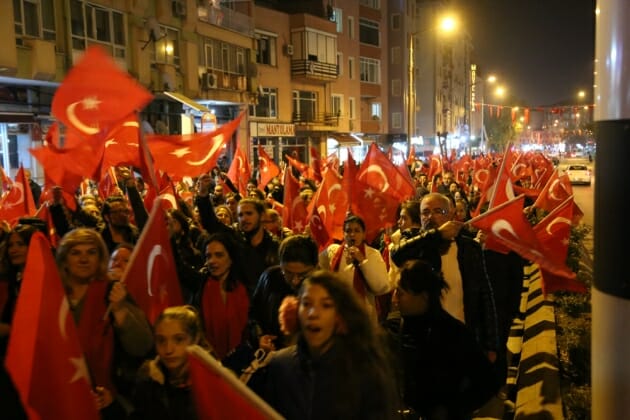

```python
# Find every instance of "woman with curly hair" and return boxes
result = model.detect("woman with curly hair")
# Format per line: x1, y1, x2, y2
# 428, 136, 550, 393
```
259, 270, 399, 419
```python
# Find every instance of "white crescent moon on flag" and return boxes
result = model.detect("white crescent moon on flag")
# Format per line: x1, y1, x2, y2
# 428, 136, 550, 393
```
59, 298, 70, 340
186, 135, 225, 166
474, 169, 489, 185
545, 217, 572, 235
491, 219, 519, 241
548, 179, 562, 201
158, 193, 177, 209
6, 182, 24, 207
235, 156, 243, 171
147, 245, 165, 297
66, 101, 100, 135
511, 163, 526, 178
359, 164, 390, 193
259, 155, 269, 172
310, 214, 324, 231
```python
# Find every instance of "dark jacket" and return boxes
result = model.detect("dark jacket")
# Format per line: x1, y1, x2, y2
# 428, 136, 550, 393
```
131, 359, 196, 420
259, 340, 396, 420
248, 265, 294, 349
390, 229, 499, 352
390, 310, 500, 420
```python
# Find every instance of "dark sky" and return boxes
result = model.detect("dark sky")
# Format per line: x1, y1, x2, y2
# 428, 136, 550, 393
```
455, 0, 596, 107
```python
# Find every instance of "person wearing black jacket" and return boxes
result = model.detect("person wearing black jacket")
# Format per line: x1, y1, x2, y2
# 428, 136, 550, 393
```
388, 259, 500, 419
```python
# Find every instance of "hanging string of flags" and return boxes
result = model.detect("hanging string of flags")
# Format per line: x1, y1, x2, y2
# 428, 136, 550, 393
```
473, 102, 596, 124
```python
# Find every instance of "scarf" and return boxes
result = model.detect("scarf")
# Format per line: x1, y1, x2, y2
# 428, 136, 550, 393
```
330, 243, 367, 298
76, 279, 115, 392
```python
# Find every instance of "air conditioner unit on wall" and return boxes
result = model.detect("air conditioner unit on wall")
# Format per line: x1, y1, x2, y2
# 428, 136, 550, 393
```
202, 72, 218, 89
284, 44, 294, 56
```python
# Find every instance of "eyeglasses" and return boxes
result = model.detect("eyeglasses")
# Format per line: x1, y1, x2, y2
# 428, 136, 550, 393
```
281, 268, 313, 283
420, 208, 448, 218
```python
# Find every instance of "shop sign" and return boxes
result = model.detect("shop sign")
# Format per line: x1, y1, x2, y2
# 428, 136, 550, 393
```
250, 122, 295, 137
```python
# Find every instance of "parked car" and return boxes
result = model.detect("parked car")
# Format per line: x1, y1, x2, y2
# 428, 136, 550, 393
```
565, 164, 592, 186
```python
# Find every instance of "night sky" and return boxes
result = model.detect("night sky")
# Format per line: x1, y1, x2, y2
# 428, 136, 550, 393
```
455, 0, 596, 107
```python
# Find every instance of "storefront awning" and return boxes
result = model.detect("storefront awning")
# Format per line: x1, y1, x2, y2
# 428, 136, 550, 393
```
159, 91, 211, 113
328, 133, 362, 146
0, 112, 35, 123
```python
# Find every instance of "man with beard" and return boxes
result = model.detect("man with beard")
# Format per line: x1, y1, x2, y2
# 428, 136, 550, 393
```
194, 173, 279, 293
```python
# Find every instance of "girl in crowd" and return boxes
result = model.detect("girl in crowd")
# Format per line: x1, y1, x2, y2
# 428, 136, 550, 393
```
132, 305, 214, 420
195, 232, 250, 360
259, 270, 399, 419
390, 259, 498, 419
55, 228, 154, 417
319, 215, 390, 322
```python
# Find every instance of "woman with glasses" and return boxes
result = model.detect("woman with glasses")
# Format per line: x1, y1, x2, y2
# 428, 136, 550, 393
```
319, 215, 390, 323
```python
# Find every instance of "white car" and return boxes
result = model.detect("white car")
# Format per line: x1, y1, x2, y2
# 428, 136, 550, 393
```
565, 164, 592, 186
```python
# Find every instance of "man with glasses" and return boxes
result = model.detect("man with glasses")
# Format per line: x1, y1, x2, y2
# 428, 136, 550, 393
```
100, 196, 141, 254
248, 235, 319, 351
390, 193, 499, 365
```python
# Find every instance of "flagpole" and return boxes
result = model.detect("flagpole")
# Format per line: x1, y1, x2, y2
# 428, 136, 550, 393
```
187, 345, 284, 420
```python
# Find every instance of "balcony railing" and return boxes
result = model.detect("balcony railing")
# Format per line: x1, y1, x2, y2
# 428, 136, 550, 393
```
197, 6, 254, 37
292, 112, 341, 126
291, 60, 338, 81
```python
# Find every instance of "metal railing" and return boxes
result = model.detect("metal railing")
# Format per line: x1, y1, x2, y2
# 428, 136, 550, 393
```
291, 60, 338, 80
197, 6, 254, 37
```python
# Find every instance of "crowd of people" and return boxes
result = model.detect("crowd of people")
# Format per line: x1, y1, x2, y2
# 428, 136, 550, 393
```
0, 163, 527, 420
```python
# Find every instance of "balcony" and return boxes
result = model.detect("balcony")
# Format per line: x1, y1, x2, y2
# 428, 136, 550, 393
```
197, 5, 254, 37
292, 112, 341, 127
291, 60, 338, 82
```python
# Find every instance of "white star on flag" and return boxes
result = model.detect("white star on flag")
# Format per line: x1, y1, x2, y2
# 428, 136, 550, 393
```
171, 147, 191, 158
69, 356, 91, 385
363, 187, 375, 199
82, 96, 102, 110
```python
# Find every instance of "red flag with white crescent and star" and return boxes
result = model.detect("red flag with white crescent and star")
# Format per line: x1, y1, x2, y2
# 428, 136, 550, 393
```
0, 166, 38, 224
51, 45, 153, 138
227, 143, 251, 195
5, 232, 100, 420
257, 145, 280, 190
148, 112, 245, 180
356, 143, 415, 201
122, 198, 184, 324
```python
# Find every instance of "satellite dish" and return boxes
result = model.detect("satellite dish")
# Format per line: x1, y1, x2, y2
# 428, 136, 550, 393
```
142, 17, 166, 50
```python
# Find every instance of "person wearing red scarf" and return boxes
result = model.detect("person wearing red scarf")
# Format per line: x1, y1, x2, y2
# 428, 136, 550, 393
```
55, 228, 154, 417
319, 215, 390, 323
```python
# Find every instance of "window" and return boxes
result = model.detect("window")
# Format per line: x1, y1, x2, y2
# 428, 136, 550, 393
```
359, 18, 379, 46
360, 57, 380, 83
348, 16, 354, 40
391, 46, 401, 65
349, 97, 356, 120
249, 88, 278, 118
371, 103, 381, 119
152, 25, 180, 67
255, 32, 277, 66
14, 0, 56, 43
392, 112, 402, 129
293, 91, 317, 123
359, 0, 380, 9
348, 57, 354, 79
70, 1, 126, 59
201, 38, 248, 74
391, 13, 401, 30
391, 79, 401, 96
331, 94, 343, 117
337, 52, 343, 76
332, 8, 343, 33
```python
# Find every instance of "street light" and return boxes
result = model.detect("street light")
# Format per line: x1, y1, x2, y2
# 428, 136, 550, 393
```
407, 14, 458, 154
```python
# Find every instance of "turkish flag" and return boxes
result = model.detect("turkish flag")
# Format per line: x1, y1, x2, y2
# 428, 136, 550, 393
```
351, 175, 399, 245
426, 154, 443, 187
29, 124, 101, 197
342, 151, 358, 211
144, 171, 179, 212
530, 153, 554, 190
99, 113, 144, 177
533, 196, 585, 294
487, 146, 516, 210
98, 166, 122, 200
469, 195, 576, 279
0, 166, 38, 224
406, 144, 416, 166
533, 169, 571, 213
188, 346, 281, 420
309, 146, 323, 182
308, 168, 348, 248
284, 153, 309, 177
122, 198, 183, 323
257, 145, 280, 189
227, 144, 251, 195
282, 168, 308, 233
0, 164, 11, 191
51, 45, 153, 138
5, 232, 100, 420
356, 143, 414, 201
149, 112, 244, 180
